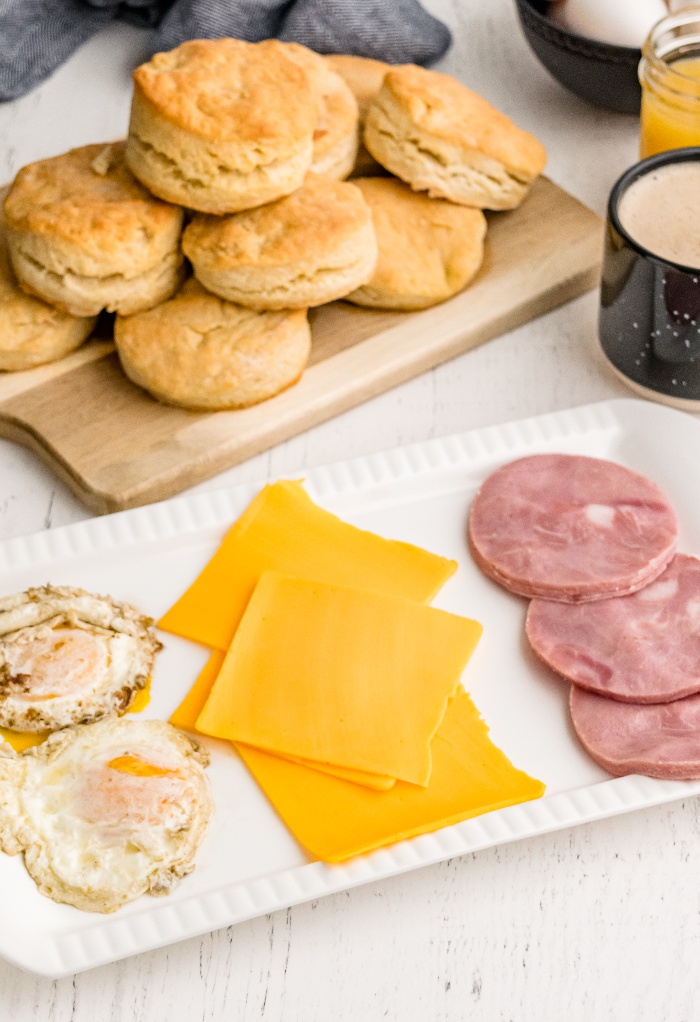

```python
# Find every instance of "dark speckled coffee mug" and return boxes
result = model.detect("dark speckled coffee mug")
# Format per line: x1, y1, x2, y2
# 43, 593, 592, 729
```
599, 148, 700, 408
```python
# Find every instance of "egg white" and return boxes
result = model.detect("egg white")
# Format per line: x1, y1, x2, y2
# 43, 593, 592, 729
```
0, 585, 161, 732
550, 0, 667, 48
0, 717, 213, 912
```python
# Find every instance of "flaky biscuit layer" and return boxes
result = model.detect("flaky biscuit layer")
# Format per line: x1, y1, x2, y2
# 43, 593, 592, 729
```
4, 143, 184, 316
10, 243, 186, 318
325, 55, 390, 121
183, 175, 377, 310
4, 143, 183, 277
127, 39, 318, 213
0, 186, 95, 370
364, 65, 546, 210
281, 45, 360, 181
325, 55, 390, 178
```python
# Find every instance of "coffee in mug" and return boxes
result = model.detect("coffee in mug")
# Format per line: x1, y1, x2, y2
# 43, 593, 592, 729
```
599, 148, 700, 407
617, 162, 700, 269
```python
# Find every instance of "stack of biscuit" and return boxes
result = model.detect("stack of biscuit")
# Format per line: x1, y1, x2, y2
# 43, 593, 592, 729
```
0, 39, 547, 411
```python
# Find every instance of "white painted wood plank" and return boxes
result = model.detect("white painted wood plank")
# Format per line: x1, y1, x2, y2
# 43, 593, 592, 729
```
0, 1, 696, 1019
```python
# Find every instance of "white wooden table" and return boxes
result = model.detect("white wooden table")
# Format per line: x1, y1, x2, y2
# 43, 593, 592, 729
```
2, 2, 699, 1018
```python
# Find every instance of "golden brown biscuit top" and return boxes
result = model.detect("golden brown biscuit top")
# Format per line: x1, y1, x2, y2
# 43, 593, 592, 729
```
325, 55, 389, 120
133, 38, 317, 145
352, 176, 486, 292
116, 279, 309, 391
279, 44, 359, 153
380, 65, 547, 178
280, 43, 334, 100
3, 142, 183, 259
183, 174, 373, 269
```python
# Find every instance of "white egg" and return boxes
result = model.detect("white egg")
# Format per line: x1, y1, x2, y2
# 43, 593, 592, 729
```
550, 0, 668, 48
0, 585, 161, 732
0, 717, 213, 912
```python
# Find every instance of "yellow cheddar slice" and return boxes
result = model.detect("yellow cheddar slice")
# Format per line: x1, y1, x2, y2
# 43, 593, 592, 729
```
171, 650, 395, 791
170, 651, 225, 733
278, 754, 395, 791
237, 688, 546, 862
158, 480, 457, 652
196, 573, 483, 786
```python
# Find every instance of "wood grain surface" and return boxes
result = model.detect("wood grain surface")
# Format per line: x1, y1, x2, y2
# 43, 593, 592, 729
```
0, 177, 602, 514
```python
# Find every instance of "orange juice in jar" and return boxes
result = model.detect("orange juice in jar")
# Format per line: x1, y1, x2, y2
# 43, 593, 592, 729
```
640, 8, 700, 158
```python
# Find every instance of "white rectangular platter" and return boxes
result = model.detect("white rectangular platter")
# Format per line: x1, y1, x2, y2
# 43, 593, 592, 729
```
2, 396, 700, 978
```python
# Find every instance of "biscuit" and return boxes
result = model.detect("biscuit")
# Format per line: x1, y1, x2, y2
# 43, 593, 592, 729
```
346, 177, 486, 310
4, 142, 185, 318
183, 174, 377, 310
364, 65, 547, 210
325, 55, 390, 122
325, 54, 389, 177
281, 45, 360, 181
114, 279, 311, 411
0, 190, 95, 371
126, 39, 318, 213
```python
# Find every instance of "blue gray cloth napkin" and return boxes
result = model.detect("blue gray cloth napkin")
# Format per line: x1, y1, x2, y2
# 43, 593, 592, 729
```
0, 0, 451, 101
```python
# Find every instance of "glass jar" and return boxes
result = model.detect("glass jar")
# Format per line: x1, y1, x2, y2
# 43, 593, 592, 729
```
639, 8, 700, 158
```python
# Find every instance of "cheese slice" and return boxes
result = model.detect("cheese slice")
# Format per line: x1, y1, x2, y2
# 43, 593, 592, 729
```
171, 649, 395, 791
196, 572, 483, 786
158, 480, 457, 652
170, 650, 225, 733
237, 688, 546, 862
279, 754, 395, 791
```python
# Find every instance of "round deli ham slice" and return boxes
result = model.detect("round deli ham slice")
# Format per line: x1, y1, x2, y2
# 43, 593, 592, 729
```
468, 454, 678, 602
527, 554, 700, 703
569, 684, 700, 780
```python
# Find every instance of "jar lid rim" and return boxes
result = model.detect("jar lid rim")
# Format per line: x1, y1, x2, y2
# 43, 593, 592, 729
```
643, 8, 700, 89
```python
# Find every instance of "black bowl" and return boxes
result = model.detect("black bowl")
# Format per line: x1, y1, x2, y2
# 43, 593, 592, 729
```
514, 0, 642, 114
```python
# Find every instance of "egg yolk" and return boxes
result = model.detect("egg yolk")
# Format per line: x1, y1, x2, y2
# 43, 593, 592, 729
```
107, 754, 177, 778
0, 676, 152, 754
7, 628, 108, 700
0, 727, 49, 752
127, 678, 151, 714
78, 754, 184, 827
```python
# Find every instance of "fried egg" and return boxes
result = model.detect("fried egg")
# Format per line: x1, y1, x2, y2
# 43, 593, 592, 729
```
0, 585, 161, 732
0, 716, 213, 912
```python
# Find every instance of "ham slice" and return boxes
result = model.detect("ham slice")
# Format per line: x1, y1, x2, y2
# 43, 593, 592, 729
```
468, 454, 677, 602
569, 683, 700, 780
527, 554, 700, 703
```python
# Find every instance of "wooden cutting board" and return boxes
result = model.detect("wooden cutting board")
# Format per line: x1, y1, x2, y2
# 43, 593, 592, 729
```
0, 177, 602, 514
